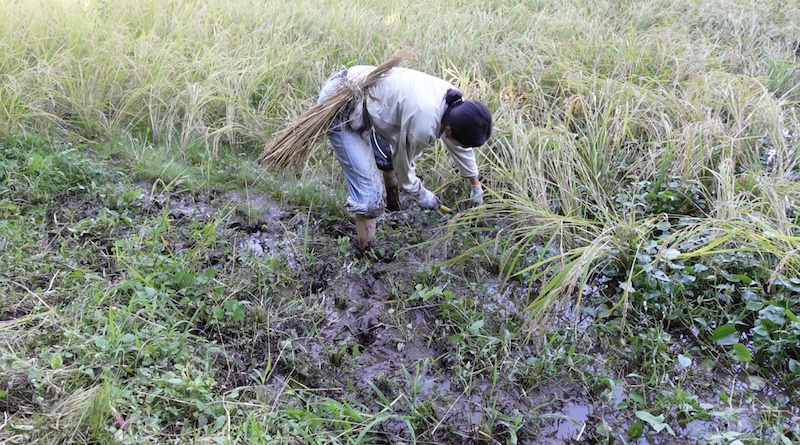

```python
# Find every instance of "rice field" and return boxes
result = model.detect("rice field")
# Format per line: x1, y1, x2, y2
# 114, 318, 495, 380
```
1, 0, 799, 443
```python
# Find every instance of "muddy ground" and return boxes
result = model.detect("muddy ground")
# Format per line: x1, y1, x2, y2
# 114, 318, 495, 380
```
41, 182, 799, 444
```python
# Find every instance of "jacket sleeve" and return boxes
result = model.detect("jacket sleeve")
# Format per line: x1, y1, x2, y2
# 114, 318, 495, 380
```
392, 132, 424, 195
442, 138, 479, 179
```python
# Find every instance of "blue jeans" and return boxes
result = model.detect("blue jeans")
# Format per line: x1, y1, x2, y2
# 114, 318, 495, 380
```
320, 71, 388, 218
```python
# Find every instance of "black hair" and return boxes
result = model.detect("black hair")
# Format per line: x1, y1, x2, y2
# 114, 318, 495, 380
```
443, 89, 493, 147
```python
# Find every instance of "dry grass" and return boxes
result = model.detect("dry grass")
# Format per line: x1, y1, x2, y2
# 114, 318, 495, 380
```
258, 50, 412, 170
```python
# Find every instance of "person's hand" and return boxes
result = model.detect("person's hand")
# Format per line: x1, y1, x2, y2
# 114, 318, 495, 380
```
470, 183, 484, 206
418, 187, 441, 209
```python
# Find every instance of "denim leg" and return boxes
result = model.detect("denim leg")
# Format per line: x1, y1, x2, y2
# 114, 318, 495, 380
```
328, 112, 385, 217
320, 73, 384, 217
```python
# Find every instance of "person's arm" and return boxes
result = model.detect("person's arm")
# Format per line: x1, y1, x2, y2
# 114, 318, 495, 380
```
443, 139, 484, 205
392, 132, 442, 209
442, 138, 478, 178
391, 132, 422, 195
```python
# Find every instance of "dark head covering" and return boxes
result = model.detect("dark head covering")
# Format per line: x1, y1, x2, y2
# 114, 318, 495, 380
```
443, 89, 493, 147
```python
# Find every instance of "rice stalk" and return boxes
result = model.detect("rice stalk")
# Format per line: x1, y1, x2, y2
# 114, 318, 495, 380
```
258, 49, 414, 170
42, 383, 112, 442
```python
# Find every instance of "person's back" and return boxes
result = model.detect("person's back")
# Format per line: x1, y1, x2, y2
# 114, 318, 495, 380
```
319, 63, 492, 250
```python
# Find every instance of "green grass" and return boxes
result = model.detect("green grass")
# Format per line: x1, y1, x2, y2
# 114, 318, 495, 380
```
2, 0, 800, 443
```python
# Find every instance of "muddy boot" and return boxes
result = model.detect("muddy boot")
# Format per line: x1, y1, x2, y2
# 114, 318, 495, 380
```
355, 215, 377, 251
383, 170, 401, 212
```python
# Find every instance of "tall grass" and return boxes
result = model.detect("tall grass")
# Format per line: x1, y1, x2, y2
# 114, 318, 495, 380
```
0, 0, 513, 153
2, 0, 798, 311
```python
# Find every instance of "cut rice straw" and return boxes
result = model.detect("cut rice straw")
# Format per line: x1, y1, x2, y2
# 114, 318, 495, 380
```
258, 49, 414, 170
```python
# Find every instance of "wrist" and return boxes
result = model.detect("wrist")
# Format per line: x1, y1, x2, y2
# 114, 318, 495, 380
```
468, 176, 480, 187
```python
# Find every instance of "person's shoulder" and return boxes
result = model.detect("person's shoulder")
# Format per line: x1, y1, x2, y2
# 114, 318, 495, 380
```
346, 65, 377, 80
390, 67, 431, 79
348, 65, 377, 73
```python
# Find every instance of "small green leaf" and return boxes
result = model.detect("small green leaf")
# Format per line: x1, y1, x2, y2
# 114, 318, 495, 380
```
627, 422, 644, 439
352, 344, 361, 357
712, 324, 739, 346
50, 353, 63, 370
651, 270, 670, 282
663, 249, 681, 260
212, 306, 224, 319
619, 282, 635, 293
635, 411, 675, 435
759, 305, 785, 328
629, 392, 646, 405
287, 409, 306, 420
468, 319, 484, 335
731, 343, 752, 362
747, 376, 766, 391
786, 309, 799, 323
94, 337, 109, 350
232, 304, 246, 322
745, 300, 763, 311
732, 274, 753, 285
119, 333, 135, 343
677, 354, 692, 368
775, 276, 800, 292
634, 411, 663, 426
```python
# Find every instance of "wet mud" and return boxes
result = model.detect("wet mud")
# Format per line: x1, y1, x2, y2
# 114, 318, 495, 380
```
43, 186, 800, 444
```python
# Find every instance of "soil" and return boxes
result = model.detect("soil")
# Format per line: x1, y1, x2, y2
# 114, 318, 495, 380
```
46, 184, 799, 444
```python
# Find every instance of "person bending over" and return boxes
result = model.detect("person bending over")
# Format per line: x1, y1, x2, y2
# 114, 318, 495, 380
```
319, 65, 493, 250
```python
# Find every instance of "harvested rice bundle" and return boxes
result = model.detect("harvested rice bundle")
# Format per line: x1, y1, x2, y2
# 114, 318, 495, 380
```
258, 49, 413, 169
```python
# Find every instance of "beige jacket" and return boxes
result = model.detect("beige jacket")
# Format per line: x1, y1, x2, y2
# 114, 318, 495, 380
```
345, 65, 479, 195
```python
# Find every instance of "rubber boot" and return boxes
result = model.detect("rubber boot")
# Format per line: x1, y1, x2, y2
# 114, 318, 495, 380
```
355, 215, 377, 251
383, 170, 401, 212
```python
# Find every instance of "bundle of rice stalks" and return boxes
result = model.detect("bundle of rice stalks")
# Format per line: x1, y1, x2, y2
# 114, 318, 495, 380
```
259, 49, 413, 170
